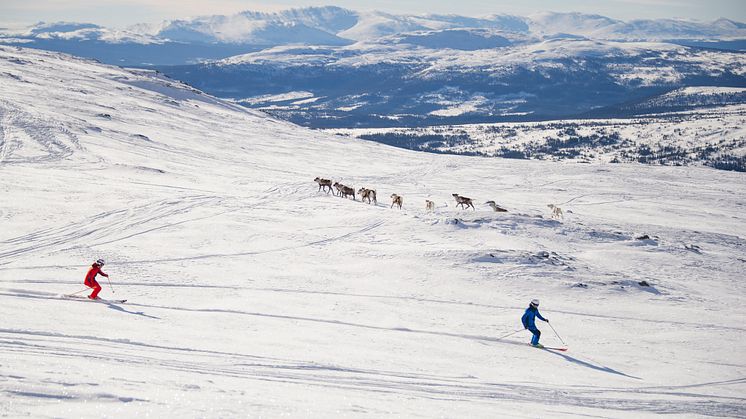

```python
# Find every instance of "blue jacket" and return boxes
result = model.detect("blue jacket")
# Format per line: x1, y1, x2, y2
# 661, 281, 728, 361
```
522, 306, 547, 329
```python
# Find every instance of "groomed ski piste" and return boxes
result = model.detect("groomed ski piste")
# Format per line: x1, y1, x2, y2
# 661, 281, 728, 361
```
1, 45, 745, 417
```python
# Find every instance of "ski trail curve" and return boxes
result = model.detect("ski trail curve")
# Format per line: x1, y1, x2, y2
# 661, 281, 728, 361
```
0, 195, 221, 264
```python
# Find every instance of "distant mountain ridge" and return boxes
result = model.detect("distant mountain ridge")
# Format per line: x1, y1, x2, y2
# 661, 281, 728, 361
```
155, 36, 744, 128
2, 6, 744, 131
2, 6, 744, 64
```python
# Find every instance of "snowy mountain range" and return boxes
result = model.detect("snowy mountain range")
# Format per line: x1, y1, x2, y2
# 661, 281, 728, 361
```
162, 37, 745, 129
2, 6, 745, 66
2, 44, 746, 417
1, 7, 744, 160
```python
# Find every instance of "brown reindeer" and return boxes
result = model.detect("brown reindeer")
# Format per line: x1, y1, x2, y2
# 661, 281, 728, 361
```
547, 204, 564, 220
333, 182, 355, 200
485, 200, 508, 212
358, 187, 377, 205
452, 194, 475, 210
314, 177, 333, 194
425, 200, 435, 211
390, 194, 403, 209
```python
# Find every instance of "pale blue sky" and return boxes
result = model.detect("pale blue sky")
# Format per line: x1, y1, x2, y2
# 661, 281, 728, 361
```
1, 0, 745, 28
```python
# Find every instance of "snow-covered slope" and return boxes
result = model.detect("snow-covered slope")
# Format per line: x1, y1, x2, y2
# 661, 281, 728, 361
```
1, 46, 746, 417
149, 15, 351, 45
8, 21, 161, 44
528, 12, 620, 37
626, 86, 746, 110
527, 12, 746, 40
217, 37, 741, 77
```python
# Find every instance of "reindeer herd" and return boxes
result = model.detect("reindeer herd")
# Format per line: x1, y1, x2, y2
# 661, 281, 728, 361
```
314, 177, 565, 219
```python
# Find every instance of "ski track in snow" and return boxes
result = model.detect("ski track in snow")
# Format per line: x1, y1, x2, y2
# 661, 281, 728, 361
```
1, 46, 746, 417
0, 101, 81, 165
2, 324, 745, 416
0, 195, 222, 263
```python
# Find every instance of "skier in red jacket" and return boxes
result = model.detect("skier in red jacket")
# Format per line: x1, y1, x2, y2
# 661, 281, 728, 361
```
84, 259, 108, 300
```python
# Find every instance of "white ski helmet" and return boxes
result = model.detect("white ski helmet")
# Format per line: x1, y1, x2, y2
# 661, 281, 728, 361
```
96, 258, 105, 266
530, 299, 540, 307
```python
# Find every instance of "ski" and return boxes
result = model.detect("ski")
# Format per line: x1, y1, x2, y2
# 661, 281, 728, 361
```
63, 294, 127, 304
529, 344, 568, 351
96, 298, 127, 304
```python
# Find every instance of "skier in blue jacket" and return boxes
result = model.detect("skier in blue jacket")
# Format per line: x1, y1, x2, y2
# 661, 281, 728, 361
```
522, 299, 549, 347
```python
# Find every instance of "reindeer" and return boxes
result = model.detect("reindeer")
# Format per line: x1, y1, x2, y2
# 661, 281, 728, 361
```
358, 187, 377, 205
485, 201, 508, 212
547, 204, 564, 220
333, 182, 355, 200
390, 194, 403, 209
425, 200, 435, 212
314, 177, 333, 194
452, 194, 475, 210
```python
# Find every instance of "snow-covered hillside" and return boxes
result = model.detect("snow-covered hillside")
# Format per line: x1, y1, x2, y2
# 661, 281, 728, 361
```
327, 97, 746, 170
216, 37, 743, 81
1, 46, 746, 417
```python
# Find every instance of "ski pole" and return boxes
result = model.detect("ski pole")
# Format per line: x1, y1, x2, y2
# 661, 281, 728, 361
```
67, 288, 90, 296
106, 276, 115, 294
548, 321, 566, 346
496, 328, 524, 340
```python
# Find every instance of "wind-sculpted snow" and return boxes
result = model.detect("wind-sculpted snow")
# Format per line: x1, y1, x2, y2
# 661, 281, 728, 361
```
0, 46, 745, 417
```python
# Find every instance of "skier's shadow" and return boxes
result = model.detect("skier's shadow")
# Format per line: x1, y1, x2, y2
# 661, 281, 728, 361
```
541, 348, 641, 379
470, 335, 639, 379
102, 301, 160, 319
0, 290, 159, 319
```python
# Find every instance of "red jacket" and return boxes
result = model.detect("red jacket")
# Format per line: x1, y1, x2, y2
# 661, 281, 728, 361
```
84, 263, 108, 286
